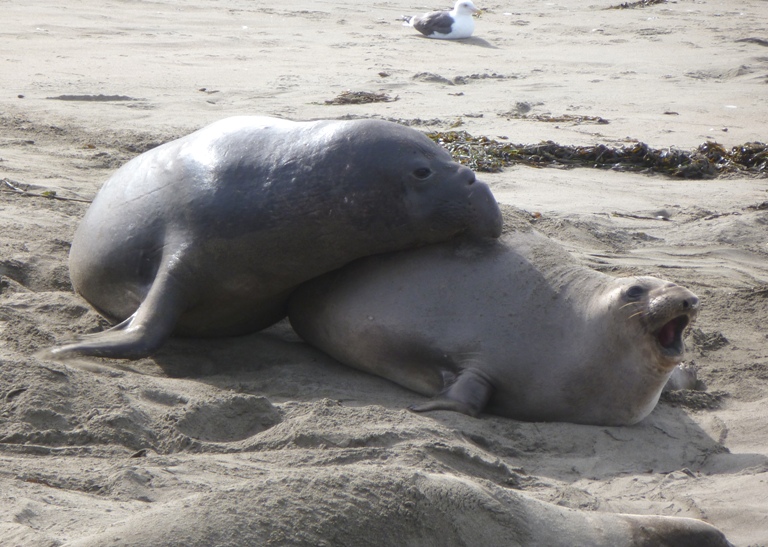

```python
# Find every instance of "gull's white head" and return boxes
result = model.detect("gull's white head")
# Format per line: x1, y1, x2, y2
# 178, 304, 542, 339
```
453, 0, 480, 15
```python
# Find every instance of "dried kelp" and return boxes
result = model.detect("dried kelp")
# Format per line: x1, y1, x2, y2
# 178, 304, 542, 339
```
324, 91, 397, 105
501, 112, 609, 125
46, 94, 137, 102
413, 72, 512, 86
607, 0, 666, 9
1, 178, 92, 203
735, 37, 768, 47
425, 131, 768, 178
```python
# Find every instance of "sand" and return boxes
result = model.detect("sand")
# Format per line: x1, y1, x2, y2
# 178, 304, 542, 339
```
1, 0, 767, 545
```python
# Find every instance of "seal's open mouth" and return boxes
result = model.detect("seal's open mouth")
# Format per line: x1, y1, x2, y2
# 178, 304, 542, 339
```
655, 315, 690, 355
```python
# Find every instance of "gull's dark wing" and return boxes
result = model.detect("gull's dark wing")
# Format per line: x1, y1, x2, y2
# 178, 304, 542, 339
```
414, 11, 454, 36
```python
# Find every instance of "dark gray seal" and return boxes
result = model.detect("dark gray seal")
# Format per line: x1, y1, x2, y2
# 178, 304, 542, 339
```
289, 225, 700, 426
50, 116, 502, 359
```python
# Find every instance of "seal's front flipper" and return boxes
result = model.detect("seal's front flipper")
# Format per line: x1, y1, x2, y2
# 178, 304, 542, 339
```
44, 267, 188, 360
409, 368, 493, 417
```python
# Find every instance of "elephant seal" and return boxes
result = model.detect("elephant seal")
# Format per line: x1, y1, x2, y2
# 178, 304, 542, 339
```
289, 224, 700, 426
50, 116, 502, 359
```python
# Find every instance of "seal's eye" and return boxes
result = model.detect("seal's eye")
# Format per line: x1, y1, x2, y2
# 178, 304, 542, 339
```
413, 167, 432, 180
625, 285, 645, 300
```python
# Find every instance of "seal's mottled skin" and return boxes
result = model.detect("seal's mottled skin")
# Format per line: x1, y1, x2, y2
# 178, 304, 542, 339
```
289, 227, 700, 426
52, 116, 502, 359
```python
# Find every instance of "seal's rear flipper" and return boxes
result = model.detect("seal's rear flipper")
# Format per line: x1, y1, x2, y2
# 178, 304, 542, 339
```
43, 268, 187, 360
42, 314, 167, 360
409, 367, 493, 417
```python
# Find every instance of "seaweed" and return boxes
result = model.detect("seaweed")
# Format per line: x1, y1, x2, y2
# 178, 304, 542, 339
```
425, 131, 768, 178
735, 37, 768, 47
324, 91, 397, 105
500, 112, 609, 125
1, 178, 92, 203
607, 0, 666, 9
413, 72, 515, 86
46, 94, 137, 102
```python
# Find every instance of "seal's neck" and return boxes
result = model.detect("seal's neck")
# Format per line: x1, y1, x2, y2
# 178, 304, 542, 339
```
547, 263, 608, 303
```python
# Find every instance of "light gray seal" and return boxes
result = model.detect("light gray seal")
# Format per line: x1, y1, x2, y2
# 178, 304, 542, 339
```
289, 225, 700, 426
50, 116, 502, 359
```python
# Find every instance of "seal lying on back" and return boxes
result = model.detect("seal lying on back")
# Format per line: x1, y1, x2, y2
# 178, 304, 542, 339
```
289, 225, 700, 426
50, 116, 502, 359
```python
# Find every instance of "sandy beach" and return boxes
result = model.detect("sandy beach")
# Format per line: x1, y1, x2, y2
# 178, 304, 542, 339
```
1, 0, 767, 545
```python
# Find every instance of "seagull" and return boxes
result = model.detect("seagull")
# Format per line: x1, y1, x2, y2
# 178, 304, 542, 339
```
402, 1, 480, 40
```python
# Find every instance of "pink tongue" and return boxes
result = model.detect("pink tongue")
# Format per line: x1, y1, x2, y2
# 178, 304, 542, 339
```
658, 320, 676, 348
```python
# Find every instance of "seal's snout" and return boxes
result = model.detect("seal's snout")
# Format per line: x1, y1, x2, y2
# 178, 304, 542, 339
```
460, 166, 476, 185
681, 295, 699, 310
463, 179, 503, 239
647, 284, 700, 358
